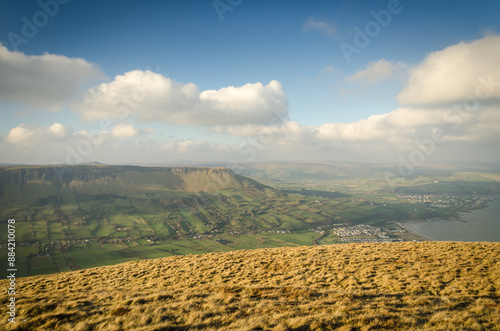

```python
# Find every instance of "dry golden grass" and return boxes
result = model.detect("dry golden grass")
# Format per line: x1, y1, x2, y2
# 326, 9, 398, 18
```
2, 242, 500, 330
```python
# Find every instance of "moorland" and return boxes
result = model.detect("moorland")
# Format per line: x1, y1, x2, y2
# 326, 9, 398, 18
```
0, 241, 499, 330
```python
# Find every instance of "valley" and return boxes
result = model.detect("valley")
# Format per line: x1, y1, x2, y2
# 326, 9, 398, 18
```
1, 163, 499, 278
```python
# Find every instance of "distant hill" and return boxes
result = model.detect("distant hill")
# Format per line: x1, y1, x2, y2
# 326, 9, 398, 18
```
1, 241, 498, 330
234, 161, 500, 181
0, 165, 266, 204
233, 161, 500, 194
234, 161, 393, 181
395, 180, 500, 195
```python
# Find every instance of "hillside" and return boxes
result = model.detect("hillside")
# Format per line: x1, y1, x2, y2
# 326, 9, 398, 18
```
1, 242, 499, 330
0, 165, 265, 202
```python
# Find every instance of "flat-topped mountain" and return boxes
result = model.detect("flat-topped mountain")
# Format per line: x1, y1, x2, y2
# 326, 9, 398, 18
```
0, 165, 266, 203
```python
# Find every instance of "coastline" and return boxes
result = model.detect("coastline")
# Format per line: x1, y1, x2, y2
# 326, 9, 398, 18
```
393, 196, 500, 242
394, 221, 436, 242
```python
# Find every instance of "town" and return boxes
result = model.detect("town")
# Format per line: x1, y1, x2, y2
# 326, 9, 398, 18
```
397, 194, 489, 209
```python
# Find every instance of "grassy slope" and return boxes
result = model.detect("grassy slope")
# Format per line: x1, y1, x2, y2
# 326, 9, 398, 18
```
1, 242, 499, 330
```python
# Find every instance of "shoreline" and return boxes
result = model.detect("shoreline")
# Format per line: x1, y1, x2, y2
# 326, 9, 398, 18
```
394, 221, 436, 242
394, 196, 500, 242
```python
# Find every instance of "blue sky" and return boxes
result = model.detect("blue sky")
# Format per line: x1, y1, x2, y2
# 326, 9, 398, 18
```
1, 0, 499, 168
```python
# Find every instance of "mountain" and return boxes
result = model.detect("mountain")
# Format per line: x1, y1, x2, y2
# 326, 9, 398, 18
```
0, 165, 266, 204
1, 241, 498, 330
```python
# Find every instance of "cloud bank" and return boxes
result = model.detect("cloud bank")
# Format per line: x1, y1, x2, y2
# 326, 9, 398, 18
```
1, 35, 499, 165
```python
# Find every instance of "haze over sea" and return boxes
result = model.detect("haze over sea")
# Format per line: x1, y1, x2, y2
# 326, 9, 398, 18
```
403, 196, 500, 242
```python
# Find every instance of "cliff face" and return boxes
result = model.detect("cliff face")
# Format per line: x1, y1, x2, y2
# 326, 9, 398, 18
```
0, 165, 266, 203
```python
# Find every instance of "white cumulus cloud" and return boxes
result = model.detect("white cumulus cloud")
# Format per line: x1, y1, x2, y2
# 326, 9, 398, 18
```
49, 123, 68, 137
397, 35, 500, 106
111, 124, 139, 137
6, 125, 35, 144
73, 70, 288, 126
0, 44, 105, 110
6, 123, 72, 146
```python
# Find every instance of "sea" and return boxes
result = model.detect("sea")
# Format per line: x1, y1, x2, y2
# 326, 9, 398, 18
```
402, 195, 500, 242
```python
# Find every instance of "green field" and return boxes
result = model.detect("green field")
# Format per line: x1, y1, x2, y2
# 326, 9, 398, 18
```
1, 164, 498, 277
0, 187, 476, 277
